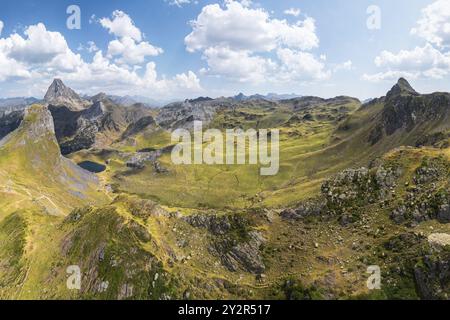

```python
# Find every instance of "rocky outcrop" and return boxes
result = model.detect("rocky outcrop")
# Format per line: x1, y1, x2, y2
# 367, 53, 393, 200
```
44, 79, 88, 111
322, 166, 399, 211
213, 231, 266, 274
386, 77, 419, 100
0, 110, 24, 140
21, 104, 57, 141
369, 78, 450, 146
50, 104, 99, 154
126, 145, 173, 170
156, 100, 222, 130
391, 157, 449, 224
61, 205, 176, 300
184, 214, 265, 274
283, 148, 450, 229
126, 151, 161, 169
183, 214, 234, 235
121, 116, 156, 139
413, 234, 450, 300
281, 163, 401, 226
281, 200, 323, 220
48, 90, 151, 154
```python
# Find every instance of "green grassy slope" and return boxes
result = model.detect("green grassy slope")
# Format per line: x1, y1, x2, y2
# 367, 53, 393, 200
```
1, 79, 449, 300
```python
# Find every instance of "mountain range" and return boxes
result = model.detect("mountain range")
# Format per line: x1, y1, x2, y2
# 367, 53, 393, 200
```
0, 78, 449, 300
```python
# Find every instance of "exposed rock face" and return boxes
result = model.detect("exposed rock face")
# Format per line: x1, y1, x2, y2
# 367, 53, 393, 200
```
0, 104, 102, 215
214, 231, 266, 274
156, 100, 221, 130
391, 157, 449, 224
369, 78, 450, 146
20, 104, 57, 142
61, 205, 175, 300
126, 145, 173, 170
126, 151, 161, 169
281, 164, 402, 226
322, 166, 399, 211
414, 235, 450, 300
378, 232, 450, 300
183, 214, 234, 235
121, 116, 156, 139
49, 95, 150, 154
416, 132, 450, 148
44, 79, 88, 111
284, 148, 449, 229
184, 214, 265, 274
281, 200, 323, 220
428, 233, 450, 249
0, 110, 24, 140
49, 104, 99, 154
386, 77, 419, 100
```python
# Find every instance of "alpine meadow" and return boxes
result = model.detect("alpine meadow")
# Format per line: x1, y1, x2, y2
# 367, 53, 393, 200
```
0, 0, 450, 303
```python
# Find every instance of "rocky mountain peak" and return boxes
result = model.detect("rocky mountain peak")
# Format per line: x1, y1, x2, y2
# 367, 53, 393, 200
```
44, 79, 80, 102
44, 79, 88, 111
90, 92, 108, 103
22, 104, 56, 141
234, 93, 247, 101
386, 78, 419, 100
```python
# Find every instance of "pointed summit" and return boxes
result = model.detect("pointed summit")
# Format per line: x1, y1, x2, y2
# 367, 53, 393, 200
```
234, 92, 247, 101
386, 78, 419, 99
44, 79, 87, 111
45, 79, 80, 102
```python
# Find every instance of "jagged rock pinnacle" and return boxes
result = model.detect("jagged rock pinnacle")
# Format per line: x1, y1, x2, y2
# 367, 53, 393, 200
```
386, 78, 419, 99
22, 104, 56, 141
44, 79, 81, 102
44, 79, 87, 111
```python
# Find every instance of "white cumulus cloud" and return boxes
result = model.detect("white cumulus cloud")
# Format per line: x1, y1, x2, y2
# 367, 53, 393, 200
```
1, 23, 69, 64
0, 50, 31, 81
276, 48, 331, 82
365, 0, 450, 82
100, 10, 143, 42
185, 1, 318, 53
99, 11, 163, 66
362, 71, 419, 82
201, 46, 277, 83
364, 44, 450, 82
184, 0, 341, 85
107, 36, 163, 65
0, 21, 202, 99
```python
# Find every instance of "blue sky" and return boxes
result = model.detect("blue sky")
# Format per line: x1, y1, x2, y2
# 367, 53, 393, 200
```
0, 0, 449, 100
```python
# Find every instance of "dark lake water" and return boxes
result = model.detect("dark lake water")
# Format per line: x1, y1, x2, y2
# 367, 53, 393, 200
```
78, 161, 106, 173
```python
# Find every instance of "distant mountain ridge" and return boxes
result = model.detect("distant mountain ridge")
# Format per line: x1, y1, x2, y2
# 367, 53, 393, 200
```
107, 95, 169, 108
232, 92, 302, 102
0, 97, 39, 117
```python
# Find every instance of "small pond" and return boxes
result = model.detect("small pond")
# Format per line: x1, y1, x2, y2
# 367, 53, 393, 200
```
77, 161, 106, 173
